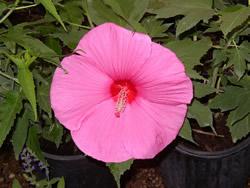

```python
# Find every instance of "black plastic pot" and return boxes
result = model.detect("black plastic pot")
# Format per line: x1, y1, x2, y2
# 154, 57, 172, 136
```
159, 136, 250, 188
43, 152, 117, 188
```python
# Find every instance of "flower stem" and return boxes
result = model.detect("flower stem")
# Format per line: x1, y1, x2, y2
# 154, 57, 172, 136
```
0, 70, 19, 84
65, 21, 91, 29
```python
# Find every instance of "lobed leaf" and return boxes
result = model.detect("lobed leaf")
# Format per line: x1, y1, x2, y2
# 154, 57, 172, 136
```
166, 38, 212, 79
220, 5, 250, 37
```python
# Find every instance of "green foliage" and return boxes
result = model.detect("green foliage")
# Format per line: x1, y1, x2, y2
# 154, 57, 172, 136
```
107, 160, 133, 188
219, 5, 250, 36
5, 52, 38, 120
166, 38, 212, 79
12, 107, 32, 159
0, 91, 22, 147
188, 99, 213, 128
38, 0, 67, 31
152, 0, 215, 36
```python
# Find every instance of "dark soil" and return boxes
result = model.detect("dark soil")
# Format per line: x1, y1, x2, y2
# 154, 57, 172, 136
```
0, 148, 29, 188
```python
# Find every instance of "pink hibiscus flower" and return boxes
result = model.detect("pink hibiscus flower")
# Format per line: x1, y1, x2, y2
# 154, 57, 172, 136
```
50, 23, 193, 163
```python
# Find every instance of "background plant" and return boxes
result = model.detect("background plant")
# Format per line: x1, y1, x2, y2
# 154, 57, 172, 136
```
0, 0, 249, 187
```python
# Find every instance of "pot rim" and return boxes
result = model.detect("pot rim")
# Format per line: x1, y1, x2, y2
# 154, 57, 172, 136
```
43, 152, 87, 161
176, 135, 250, 158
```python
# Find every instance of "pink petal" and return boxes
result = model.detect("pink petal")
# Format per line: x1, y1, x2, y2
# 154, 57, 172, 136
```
50, 55, 113, 131
134, 43, 193, 105
75, 23, 152, 80
122, 97, 187, 159
71, 99, 131, 163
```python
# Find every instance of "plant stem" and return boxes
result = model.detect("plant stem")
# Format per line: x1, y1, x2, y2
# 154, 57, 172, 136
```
0, 0, 20, 24
83, 0, 94, 28
0, 70, 19, 84
65, 21, 91, 29
192, 129, 224, 138
14, 3, 38, 10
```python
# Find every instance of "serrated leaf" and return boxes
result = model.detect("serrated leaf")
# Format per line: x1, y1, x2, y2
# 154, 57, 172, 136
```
27, 126, 46, 163
38, 0, 67, 31
86, 0, 127, 26
103, 0, 149, 22
229, 114, 250, 143
193, 81, 216, 98
12, 108, 31, 159
188, 100, 213, 127
153, 0, 215, 35
179, 118, 195, 143
17, 64, 37, 120
166, 38, 212, 79
220, 5, 250, 36
176, 9, 214, 36
142, 16, 169, 38
4, 26, 59, 64
209, 86, 243, 111
12, 179, 22, 188
0, 91, 22, 148
107, 160, 133, 188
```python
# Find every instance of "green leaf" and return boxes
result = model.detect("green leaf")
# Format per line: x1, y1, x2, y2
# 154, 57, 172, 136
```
220, 5, 250, 36
103, 0, 149, 22
142, 16, 169, 38
227, 45, 248, 79
193, 81, 216, 98
12, 179, 22, 188
42, 123, 63, 148
37, 83, 52, 116
166, 38, 212, 79
107, 160, 133, 188
27, 126, 46, 163
188, 100, 213, 127
209, 86, 243, 111
0, 91, 22, 148
229, 114, 250, 143
50, 28, 86, 49
12, 108, 31, 159
17, 63, 37, 120
153, 0, 215, 36
38, 0, 67, 31
179, 118, 195, 143
86, 0, 127, 26
4, 26, 59, 64
227, 91, 250, 125
60, 1, 83, 24
57, 177, 65, 188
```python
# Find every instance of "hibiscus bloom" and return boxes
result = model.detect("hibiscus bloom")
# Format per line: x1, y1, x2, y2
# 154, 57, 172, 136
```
50, 23, 193, 163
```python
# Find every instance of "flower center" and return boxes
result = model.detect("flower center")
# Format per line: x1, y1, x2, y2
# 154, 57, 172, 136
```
110, 80, 137, 118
